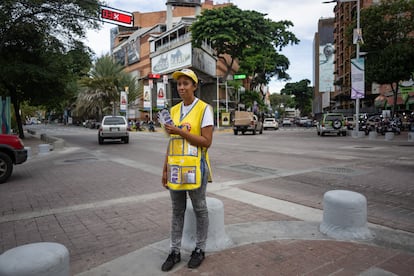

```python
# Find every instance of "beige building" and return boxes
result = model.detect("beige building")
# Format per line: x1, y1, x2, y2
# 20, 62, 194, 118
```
110, 0, 237, 122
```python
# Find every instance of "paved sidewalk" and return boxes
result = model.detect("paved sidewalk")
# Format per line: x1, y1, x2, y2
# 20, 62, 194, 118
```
3, 130, 414, 276
77, 220, 414, 276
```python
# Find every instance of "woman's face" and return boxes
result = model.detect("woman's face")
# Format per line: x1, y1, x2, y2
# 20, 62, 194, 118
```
177, 76, 197, 100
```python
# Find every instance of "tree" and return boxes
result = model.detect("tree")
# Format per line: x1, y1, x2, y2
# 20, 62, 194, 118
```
280, 79, 313, 116
191, 5, 299, 89
0, 0, 100, 137
269, 93, 295, 118
360, 0, 414, 117
75, 55, 140, 120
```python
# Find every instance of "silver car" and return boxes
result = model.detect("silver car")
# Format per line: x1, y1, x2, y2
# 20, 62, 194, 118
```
316, 113, 347, 136
98, 116, 129, 144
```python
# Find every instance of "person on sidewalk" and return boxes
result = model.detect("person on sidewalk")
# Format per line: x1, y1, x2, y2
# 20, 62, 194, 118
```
161, 69, 214, 272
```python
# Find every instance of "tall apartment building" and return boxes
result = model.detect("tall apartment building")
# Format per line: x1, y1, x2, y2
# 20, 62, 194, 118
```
110, 0, 234, 122
315, 0, 414, 116
313, 17, 335, 117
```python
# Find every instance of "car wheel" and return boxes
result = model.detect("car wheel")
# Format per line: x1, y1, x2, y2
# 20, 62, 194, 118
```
233, 130, 238, 135
342, 131, 347, 136
98, 136, 104, 145
259, 127, 263, 134
317, 131, 320, 136
124, 137, 129, 144
321, 132, 325, 136
0, 152, 13, 184
252, 129, 256, 135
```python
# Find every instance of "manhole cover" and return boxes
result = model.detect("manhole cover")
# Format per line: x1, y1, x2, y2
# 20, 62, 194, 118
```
320, 167, 357, 175
63, 157, 98, 164
228, 164, 277, 175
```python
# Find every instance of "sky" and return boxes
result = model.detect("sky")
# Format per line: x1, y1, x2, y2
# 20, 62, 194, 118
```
85, 0, 335, 93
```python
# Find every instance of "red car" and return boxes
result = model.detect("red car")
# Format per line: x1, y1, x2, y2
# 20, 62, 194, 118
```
0, 134, 28, 183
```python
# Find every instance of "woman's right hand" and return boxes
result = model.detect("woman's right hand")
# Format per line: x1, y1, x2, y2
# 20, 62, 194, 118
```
162, 170, 168, 189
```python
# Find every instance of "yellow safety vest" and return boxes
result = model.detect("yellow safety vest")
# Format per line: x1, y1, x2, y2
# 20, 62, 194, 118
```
167, 99, 212, 191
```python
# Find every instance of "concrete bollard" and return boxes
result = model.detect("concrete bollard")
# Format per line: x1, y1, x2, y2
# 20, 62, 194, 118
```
320, 190, 373, 240
384, 132, 394, 141
408, 132, 414, 142
24, 147, 32, 159
368, 131, 377, 140
38, 144, 50, 155
0, 242, 70, 276
182, 197, 232, 252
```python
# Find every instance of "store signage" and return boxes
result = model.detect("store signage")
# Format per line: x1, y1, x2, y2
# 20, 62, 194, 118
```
100, 6, 133, 27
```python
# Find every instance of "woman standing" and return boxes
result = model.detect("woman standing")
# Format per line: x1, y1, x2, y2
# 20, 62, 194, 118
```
161, 69, 214, 271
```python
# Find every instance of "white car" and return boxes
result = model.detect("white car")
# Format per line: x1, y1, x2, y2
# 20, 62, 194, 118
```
98, 116, 129, 144
263, 118, 279, 130
282, 118, 292, 127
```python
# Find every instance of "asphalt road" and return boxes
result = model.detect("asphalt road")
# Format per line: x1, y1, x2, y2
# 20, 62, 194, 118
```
1, 124, 413, 273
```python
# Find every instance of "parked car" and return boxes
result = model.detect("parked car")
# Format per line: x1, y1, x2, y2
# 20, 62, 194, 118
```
0, 134, 28, 184
345, 117, 354, 130
98, 116, 129, 144
263, 118, 279, 130
316, 113, 347, 136
282, 118, 292, 127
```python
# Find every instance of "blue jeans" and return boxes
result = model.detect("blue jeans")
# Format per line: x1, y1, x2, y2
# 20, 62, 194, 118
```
169, 158, 209, 252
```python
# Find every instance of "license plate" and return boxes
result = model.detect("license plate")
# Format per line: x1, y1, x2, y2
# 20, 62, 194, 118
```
110, 127, 119, 131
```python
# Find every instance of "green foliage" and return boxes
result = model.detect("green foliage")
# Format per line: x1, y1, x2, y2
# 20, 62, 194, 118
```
191, 5, 298, 89
0, 0, 100, 137
280, 79, 313, 116
360, 0, 414, 116
239, 90, 266, 111
75, 55, 140, 120
269, 93, 295, 118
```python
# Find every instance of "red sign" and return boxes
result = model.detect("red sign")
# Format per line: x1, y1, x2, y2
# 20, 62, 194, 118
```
100, 6, 133, 27
148, 74, 161, 79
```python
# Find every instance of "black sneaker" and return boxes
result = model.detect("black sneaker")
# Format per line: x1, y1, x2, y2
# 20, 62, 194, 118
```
161, 251, 181, 272
187, 248, 205, 269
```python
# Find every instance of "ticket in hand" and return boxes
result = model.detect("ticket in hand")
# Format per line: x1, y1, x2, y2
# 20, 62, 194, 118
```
158, 109, 174, 125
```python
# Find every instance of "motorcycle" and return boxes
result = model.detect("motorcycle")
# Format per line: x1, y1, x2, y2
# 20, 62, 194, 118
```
376, 118, 401, 135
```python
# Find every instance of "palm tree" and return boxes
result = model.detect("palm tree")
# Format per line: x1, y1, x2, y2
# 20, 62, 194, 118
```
74, 54, 139, 120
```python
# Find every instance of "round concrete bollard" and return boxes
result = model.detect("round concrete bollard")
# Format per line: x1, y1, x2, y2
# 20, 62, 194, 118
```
368, 131, 377, 140
408, 132, 414, 142
38, 144, 50, 155
384, 132, 394, 141
0, 242, 70, 276
24, 147, 32, 159
320, 190, 373, 240
182, 197, 232, 252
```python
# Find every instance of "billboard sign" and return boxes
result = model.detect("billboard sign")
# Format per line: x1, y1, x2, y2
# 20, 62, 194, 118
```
100, 6, 133, 27
351, 58, 365, 99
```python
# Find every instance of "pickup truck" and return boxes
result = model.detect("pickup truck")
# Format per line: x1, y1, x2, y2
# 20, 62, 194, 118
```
232, 111, 263, 135
0, 134, 28, 183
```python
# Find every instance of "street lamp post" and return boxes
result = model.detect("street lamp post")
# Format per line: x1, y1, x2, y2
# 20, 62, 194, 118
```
355, 0, 361, 134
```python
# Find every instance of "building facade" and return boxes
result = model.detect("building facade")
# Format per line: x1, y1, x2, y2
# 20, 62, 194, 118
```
110, 0, 235, 123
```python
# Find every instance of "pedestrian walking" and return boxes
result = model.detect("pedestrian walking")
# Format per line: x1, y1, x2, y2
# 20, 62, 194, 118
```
161, 69, 214, 271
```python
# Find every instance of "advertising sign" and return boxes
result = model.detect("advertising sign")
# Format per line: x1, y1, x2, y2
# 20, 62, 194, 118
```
152, 43, 192, 74
319, 44, 335, 93
120, 91, 127, 112
143, 85, 151, 110
100, 6, 133, 27
351, 58, 365, 99
221, 112, 230, 126
157, 82, 166, 109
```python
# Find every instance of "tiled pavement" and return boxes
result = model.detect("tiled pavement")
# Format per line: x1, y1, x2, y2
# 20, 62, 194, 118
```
1, 131, 413, 276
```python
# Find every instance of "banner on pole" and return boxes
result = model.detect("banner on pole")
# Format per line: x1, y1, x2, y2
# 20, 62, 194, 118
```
351, 58, 365, 99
